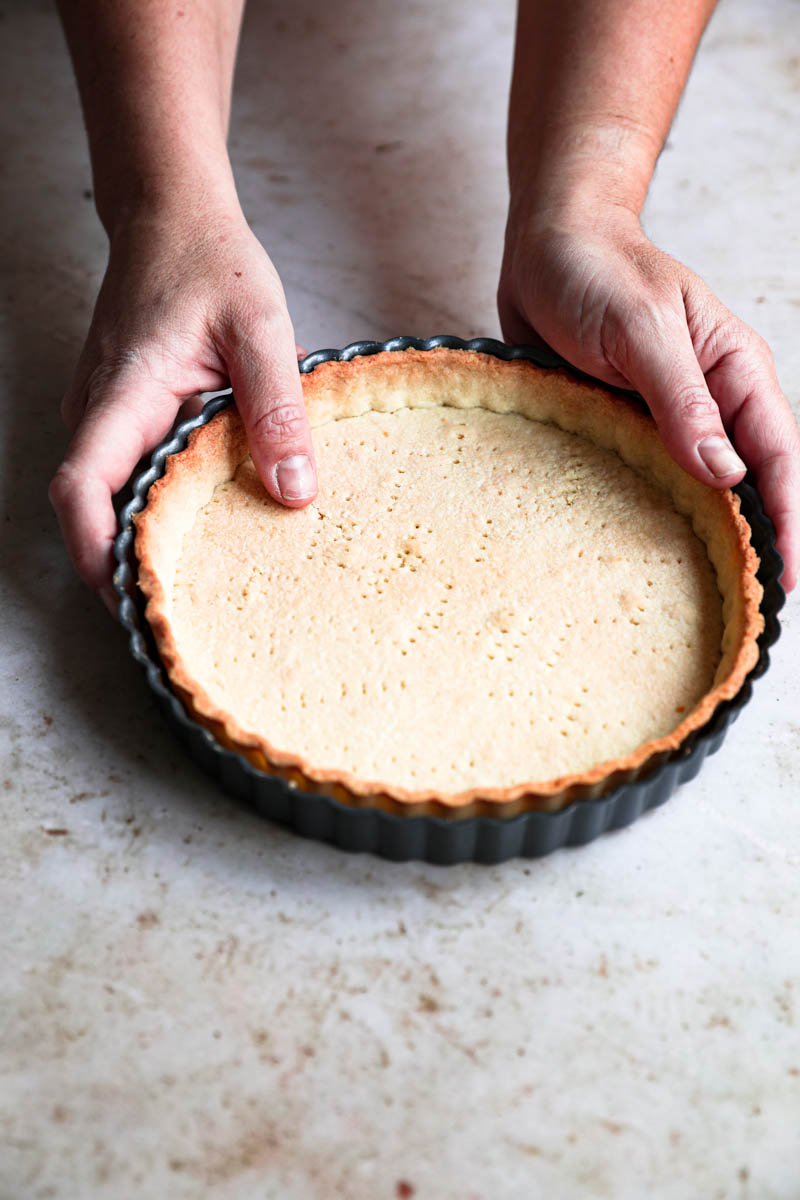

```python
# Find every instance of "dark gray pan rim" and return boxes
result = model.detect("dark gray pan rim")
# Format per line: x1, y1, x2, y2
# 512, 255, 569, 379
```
112, 335, 785, 863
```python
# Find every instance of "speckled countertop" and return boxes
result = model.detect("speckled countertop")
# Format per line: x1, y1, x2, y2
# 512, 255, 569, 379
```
1, 2, 799, 1197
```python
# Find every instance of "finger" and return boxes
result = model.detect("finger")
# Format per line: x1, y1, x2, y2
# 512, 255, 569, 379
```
497, 286, 556, 356
613, 310, 747, 487
49, 387, 178, 598
747, 448, 800, 592
705, 350, 800, 592
49, 458, 121, 614
225, 314, 318, 507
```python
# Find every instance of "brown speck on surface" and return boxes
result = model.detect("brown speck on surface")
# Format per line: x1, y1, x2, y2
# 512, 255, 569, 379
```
396, 1182, 415, 1199
137, 910, 160, 929
42, 827, 69, 837
42, 713, 53, 725
739, 1167, 750, 1182
70, 791, 97, 804
789, 1066, 800, 1076
510, 1141, 543, 1156
2, 779, 12, 790
51, 1104, 69, 1123
418, 993, 440, 1013
375, 140, 405, 154
705, 1013, 731, 1029
234, 270, 242, 277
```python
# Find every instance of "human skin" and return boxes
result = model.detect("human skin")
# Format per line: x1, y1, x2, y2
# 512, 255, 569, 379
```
51, 0, 800, 608
50, 0, 318, 612
499, 0, 800, 589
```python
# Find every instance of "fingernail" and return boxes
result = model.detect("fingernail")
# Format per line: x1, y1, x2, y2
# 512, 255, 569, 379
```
276, 454, 317, 500
697, 436, 746, 479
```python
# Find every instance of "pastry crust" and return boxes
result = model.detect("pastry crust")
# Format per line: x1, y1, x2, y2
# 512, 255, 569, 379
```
135, 347, 764, 817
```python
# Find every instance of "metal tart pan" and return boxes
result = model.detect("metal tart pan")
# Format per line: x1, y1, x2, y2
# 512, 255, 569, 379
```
113, 335, 785, 864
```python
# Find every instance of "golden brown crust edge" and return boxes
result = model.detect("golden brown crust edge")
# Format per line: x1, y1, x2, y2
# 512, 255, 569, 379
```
135, 347, 765, 817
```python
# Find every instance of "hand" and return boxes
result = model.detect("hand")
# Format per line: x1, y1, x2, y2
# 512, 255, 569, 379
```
498, 204, 800, 590
49, 200, 317, 613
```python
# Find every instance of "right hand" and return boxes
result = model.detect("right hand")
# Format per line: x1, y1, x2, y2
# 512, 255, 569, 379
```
49, 199, 317, 613
498, 203, 800, 591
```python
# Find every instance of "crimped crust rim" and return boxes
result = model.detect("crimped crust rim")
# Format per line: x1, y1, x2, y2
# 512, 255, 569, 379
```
135, 347, 764, 814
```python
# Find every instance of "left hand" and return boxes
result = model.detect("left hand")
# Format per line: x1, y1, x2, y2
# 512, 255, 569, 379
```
498, 204, 800, 590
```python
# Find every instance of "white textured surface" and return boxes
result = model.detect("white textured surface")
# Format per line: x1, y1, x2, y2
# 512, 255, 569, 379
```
1, 1, 799, 1198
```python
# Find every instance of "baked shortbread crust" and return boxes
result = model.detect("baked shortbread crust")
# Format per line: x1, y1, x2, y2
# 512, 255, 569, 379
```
135, 348, 763, 816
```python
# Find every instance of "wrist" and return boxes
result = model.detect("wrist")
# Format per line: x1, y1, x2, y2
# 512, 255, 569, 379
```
504, 193, 644, 276
507, 118, 659, 236
96, 149, 241, 242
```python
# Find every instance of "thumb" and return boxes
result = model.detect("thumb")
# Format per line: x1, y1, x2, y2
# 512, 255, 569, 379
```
621, 316, 747, 487
227, 313, 318, 507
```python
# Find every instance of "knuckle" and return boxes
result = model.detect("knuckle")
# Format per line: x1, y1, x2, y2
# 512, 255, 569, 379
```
749, 328, 772, 361
698, 311, 770, 366
730, 319, 767, 361
48, 463, 76, 511
249, 400, 307, 445
632, 295, 666, 327
227, 297, 292, 346
86, 346, 163, 410
694, 311, 736, 360
85, 354, 134, 405
626, 294, 674, 337
671, 385, 715, 424
721, 312, 761, 349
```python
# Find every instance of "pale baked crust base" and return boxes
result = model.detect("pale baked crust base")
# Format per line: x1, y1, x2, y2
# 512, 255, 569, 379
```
135, 348, 764, 816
